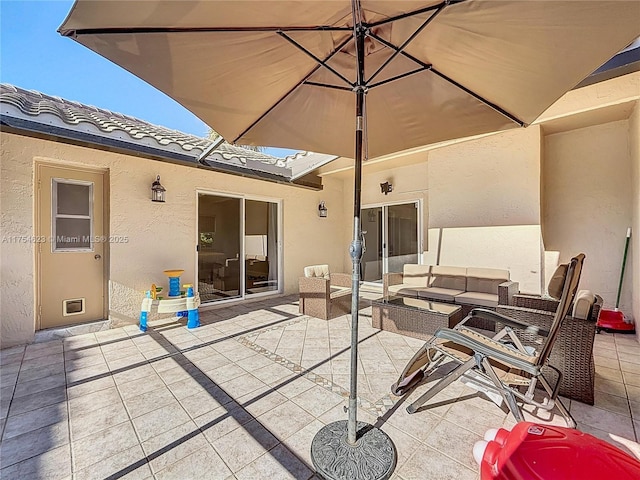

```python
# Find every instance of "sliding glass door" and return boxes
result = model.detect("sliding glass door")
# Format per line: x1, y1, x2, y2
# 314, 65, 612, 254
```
244, 200, 278, 295
361, 201, 420, 283
198, 193, 280, 303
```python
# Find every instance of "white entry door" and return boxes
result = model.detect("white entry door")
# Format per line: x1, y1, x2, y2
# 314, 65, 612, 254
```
36, 164, 107, 329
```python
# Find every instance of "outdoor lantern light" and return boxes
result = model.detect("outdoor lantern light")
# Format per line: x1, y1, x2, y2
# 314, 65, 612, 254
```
151, 175, 166, 203
318, 201, 328, 217
380, 181, 393, 195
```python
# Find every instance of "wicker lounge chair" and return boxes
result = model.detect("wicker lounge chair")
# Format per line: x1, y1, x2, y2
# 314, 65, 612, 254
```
496, 289, 602, 405
391, 254, 586, 428
299, 264, 352, 320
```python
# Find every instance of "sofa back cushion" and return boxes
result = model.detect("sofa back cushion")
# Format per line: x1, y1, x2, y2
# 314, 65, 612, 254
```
572, 289, 596, 320
402, 264, 431, 286
466, 267, 510, 294
304, 264, 330, 279
429, 266, 467, 291
547, 263, 568, 300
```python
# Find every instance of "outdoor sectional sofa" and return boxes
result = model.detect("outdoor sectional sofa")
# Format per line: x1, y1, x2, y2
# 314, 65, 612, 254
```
383, 264, 519, 331
383, 264, 519, 315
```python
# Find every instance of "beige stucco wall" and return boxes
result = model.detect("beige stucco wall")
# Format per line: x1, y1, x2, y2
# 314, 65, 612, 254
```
337, 127, 543, 292
629, 103, 640, 341
543, 120, 633, 313
0, 132, 347, 347
426, 126, 543, 293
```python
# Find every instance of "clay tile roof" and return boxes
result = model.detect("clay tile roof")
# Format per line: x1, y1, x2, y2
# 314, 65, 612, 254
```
0, 83, 318, 182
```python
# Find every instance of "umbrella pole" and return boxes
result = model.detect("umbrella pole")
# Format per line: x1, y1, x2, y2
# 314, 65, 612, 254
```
346, 38, 365, 448
310, 24, 396, 480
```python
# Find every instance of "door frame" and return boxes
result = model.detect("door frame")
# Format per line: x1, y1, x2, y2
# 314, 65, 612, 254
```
195, 189, 283, 305
34, 161, 110, 330
361, 198, 423, 283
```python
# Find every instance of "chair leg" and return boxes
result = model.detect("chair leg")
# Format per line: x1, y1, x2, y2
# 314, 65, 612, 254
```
480, 357, 524, 423
407, 358, 476, 414
538, 375, 576, 428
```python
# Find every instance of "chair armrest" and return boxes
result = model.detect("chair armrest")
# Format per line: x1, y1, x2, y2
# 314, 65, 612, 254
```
512, 294, 559, 312
434, 327, 541, 375
591, 295, 603, 322
498, 281, 519, 306
299, 276, 330, 294
464, 308, 549, 337
383, 272, 404, 297
330, 273, 352, 288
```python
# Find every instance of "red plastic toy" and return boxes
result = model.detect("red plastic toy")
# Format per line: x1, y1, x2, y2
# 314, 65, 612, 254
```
473, 422, 640, 480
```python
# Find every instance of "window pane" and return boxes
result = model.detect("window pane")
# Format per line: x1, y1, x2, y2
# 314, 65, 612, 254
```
55, 218, 91, 249
57, 182, 91, 216
198, 194, 241, 302
245, 200, 278, 295
362, 207, 382, 282
387, 203, 419, 273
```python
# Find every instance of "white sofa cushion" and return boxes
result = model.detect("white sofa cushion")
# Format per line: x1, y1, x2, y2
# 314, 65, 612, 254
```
402, 264, 431, 286
572, 289, 596, 320
455, 292, 499, 308
466, 267, 510, 295
304, 264, 330, 279
418, 287, 464, 303
429, 266, 467, 291
388, 284, 429, 297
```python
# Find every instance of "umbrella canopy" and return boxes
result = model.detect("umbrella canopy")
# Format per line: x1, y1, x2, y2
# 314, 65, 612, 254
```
59, 1, 639, 159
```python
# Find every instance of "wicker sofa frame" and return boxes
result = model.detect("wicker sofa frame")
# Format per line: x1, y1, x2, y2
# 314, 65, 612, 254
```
383, 270, 519, 330
496, 294, 603, 405
299, 272, 352, 320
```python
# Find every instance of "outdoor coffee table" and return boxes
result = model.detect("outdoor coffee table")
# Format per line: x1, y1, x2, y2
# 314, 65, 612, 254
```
372, 296, 463, 341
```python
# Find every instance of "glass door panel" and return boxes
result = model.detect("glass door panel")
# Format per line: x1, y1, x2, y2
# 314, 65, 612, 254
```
386, 203, 419, 273
362, 207, 383, 282
198, 194, 241, 302
245, 200, 279, 295
362, 202, 419, 282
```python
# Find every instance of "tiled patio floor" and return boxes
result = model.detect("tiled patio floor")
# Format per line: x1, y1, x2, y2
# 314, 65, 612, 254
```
1, 294, 639, 479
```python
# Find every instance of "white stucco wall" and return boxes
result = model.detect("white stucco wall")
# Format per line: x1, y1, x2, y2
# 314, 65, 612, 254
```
0, 132, 347, 347
543, 120, 633, 313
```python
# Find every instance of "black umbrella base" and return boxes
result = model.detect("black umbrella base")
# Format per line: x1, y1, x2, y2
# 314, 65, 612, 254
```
310, 420, 396, 480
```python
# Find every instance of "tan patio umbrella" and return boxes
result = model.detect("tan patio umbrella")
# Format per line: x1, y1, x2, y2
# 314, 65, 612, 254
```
59, 2, 639, 478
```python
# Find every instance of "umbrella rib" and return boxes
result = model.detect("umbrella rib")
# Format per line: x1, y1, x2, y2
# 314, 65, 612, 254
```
366, 0, 467, 28
368, 67, 430, 89
277, 32, 355, 89
232, 34, 354, 144
60, 26, 353, 36
430, 68, 525, 127
366, 3, 445, 85
305, 82, 354, 92
368, 32, 431, 70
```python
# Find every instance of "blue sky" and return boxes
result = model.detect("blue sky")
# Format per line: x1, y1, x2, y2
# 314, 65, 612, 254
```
0, 0, 296, 158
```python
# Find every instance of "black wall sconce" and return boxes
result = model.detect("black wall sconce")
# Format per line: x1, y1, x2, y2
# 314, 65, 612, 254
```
380, 181, 393, 195
318, 201, 328, 217
151, 175, 166, 202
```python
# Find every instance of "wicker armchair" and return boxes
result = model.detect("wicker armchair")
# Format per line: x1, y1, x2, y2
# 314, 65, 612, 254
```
299, 265, 352, 320
497, 292, 602, 405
